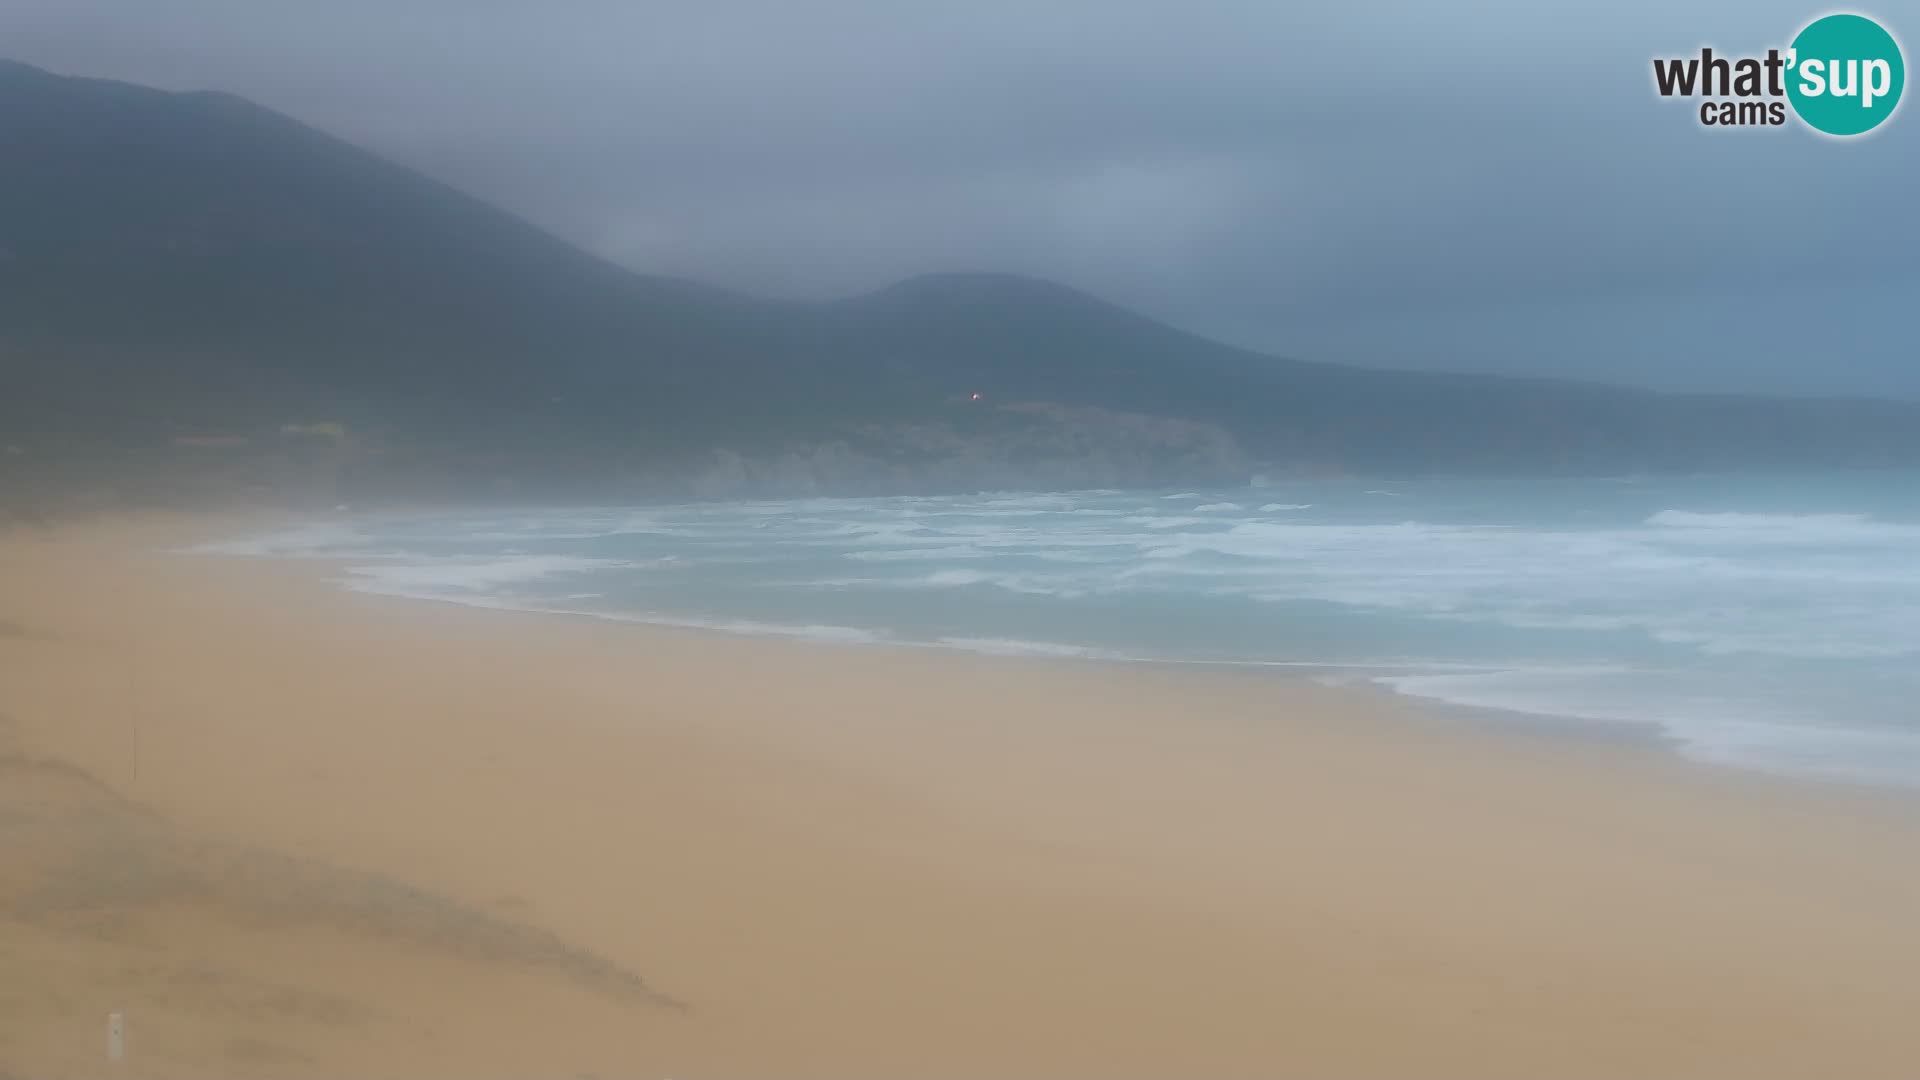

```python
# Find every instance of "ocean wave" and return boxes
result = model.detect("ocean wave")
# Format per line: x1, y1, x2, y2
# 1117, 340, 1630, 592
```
1640, 510, 1920, 555
844, 544, 992, 561
1370, 665, 1654, 725
596, 612, 889, 644
1646, 510, 1874, 529
802, 570, 1085, 597
188, 521, 369, 556
1375, 665, 1920, 787
463, 511, 672, 542
933, 637, 1118, 659
344, 555, 633, 596
916, 569, 1083, 596
1647, 625, 1920, 660
922, 569, 995, 587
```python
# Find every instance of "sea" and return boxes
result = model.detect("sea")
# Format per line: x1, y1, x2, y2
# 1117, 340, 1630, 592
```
198, 471, 1920, 789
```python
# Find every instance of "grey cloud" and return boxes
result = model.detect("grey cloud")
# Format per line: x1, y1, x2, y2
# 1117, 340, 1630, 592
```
3, 0, 1915, 394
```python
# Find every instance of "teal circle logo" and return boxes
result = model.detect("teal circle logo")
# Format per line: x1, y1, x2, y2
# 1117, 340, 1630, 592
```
1787, 13, 1905, 136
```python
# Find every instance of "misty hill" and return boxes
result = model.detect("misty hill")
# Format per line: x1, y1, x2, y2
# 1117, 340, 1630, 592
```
3, 57, 1918, 502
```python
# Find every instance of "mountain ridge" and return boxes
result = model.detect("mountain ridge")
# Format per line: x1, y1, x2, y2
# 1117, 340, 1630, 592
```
3, 58, 1918, 504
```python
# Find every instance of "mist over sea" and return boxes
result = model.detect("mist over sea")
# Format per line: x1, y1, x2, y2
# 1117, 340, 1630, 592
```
205, 472, 1920, 788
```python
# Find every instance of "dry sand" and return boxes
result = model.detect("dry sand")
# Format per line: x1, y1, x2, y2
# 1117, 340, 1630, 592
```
4, 513, 1920, 1078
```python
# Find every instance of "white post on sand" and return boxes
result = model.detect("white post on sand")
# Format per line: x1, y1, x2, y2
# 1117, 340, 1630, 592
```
106, 1011, 125, 1065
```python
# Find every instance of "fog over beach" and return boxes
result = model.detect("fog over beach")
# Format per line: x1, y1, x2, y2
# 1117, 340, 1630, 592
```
5, 1, 1920, 1075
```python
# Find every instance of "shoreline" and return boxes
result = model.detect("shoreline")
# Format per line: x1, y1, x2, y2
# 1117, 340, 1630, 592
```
7, 512, 1920, 1078
352, 587, 1700, 755
184, 494, 1920, 796
213, 529, 1912, 798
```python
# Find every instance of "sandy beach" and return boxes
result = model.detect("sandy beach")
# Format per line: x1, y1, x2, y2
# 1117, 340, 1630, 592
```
4, 513, 1920, 1078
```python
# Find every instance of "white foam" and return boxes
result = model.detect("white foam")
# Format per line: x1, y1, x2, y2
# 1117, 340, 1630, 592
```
1647, 625, 1920, 660
188, 521, 369, 556
599, 612, 888, 644
1672, 719, 1920, 787
844, 544, 991, 561
1259, 503, 1313, 512
1193, 502, 1244, 512
348, 586, 892, 648
1373, 666, 1669, 728
373, 507, 689, 544
922, 569, 995, 587
1375, 665, 1920, 788
344, 556, 632, 597
1644, 509, 1920, 546
934, 637, 1117, 659
1647, 510, 1872, 530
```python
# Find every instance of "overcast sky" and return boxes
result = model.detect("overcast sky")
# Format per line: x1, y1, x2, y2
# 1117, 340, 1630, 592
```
5, 0, 1916, 396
